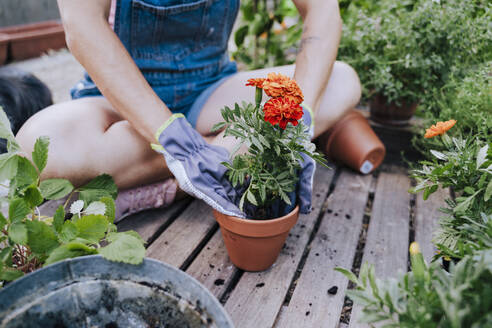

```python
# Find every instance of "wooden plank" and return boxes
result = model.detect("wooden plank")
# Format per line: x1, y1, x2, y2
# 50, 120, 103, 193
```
274, 170, 372, 328
349, 172, 411, 328
146, 200, 217, 268
224, 165, 335, 328
414, 188, 449, 263
186, 229, 238, 299
117, 198, 191, 243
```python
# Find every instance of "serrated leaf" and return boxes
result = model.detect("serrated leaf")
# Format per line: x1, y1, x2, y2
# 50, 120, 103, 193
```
279, 190, 291, 205
53, 205, 65, 233
26, 220, 59, 254
99, 232, 145, 265
0, 153, 18, 181
45, 242, 97, 266
79, 174, 118, 200
59, 221, 78, 243
70, 200, 84, 215
100, 197, 115, 223
40, 179, 74, 200
0, 268, 23, 281
24, 186, 43, 208
84, 201, 106, 216
9, 198, 30, 223
32, 136, 49, 173
8, 222, 27, 244
0, 247, 12, 264
73, 215, 108, 244
13, 157, 38, 190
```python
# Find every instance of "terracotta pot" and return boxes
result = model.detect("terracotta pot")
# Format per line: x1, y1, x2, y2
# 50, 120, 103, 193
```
213, 206, 299, 272
369, 94, 418, 126
319, 110, 386, 174
0, 21, 66, 61
0, 34, 8, 65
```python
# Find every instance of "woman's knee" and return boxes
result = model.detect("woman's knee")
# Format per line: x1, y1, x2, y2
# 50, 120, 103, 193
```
333, 61, 362, 110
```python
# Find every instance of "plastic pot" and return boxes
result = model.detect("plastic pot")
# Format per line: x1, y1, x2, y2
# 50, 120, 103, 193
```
369, 94, 418, 126
0, 255, 234, 328
0, 20, 66, 61
0, 34, 8, 65
318, 110, 386, 174
213, 206, 299, 272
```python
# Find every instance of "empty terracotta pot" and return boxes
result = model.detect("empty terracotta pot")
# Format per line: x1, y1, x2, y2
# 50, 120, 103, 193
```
369, 94, 418, 126
0, 21, 66, 61
319, 110, 386, 174
213, 206, 299, 272
0, 34, 8, 65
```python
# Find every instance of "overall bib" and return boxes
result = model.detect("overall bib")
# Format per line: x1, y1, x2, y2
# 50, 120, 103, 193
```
71, 0, 239, 127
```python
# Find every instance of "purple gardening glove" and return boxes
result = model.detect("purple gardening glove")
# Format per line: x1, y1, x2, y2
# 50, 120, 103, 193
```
297, 104, 316, 213
152, 114, 245, 218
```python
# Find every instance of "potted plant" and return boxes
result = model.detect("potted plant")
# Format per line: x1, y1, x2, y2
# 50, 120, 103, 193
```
210, 73, 327, 271
0, 107, 145, 285
337, 0, 491, 126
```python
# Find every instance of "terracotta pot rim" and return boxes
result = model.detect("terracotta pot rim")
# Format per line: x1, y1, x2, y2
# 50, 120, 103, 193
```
0, 20, 62, 34
214, 205, 299, 238
0, 34, 9, 43
7, 26, 64, 41
325, 110, 365, 158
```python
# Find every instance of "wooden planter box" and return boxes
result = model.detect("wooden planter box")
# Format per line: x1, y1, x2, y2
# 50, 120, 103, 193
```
0, 20, 66, 61
0, 34, 9, 65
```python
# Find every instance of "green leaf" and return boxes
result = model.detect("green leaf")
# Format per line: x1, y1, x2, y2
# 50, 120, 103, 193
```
279, 190, 291, 205
59, 221, 79, 243
32, 136, 49, 173
84, 201, 106, 215
430, 150, 447, 160
39, 179, 74, 200
0, 212, 7, 228
26, 220, 59, 254
53, 205, 65, 233
335, 267, 361, 285
246, 190, 258, 206
9, 198, 30, 223
346, 289, 374, 306
211, 121, 226, 133
0, 153, 18, 181
45, 242, 97, 266
0, 107, 17, 145
100, 197, 115, 223
24, 186, 44, 208
8, 222, 27, 245
13, 157, 38, 190
79, 174, 118, 201
234, 25, 249, 47
0, 247, 12, 264
477, 144, 489, 168
73, 215, 108, 244
99, 232, 145, 265
485, 179, 492, 202
358, 312, 389, 324
423, 185, 438, 200
0, 268, 23, 281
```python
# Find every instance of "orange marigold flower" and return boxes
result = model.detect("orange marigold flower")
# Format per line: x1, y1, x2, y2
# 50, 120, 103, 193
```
263, 97, 303, 130
262, 72, 304, 104
245, 78, 265, 88
424, 119, 457, 138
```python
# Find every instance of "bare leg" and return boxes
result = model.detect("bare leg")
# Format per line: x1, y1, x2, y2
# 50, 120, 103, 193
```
196, 61, 361, 139
16, 97, 170, 189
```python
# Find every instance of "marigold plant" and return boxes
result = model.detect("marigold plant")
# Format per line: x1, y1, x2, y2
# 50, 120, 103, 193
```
212, 74, 326, 219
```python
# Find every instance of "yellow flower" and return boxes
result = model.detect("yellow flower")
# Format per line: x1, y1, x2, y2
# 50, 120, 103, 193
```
409, 242, 421, 255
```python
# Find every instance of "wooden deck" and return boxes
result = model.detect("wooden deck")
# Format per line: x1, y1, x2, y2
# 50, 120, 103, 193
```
116, 162, 447, 328
13, 51, 447, 327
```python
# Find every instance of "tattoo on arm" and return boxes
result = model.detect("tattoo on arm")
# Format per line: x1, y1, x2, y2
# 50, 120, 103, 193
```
298, 36, 321, 53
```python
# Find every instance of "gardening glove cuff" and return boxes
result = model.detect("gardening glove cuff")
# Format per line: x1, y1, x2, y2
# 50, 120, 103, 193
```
301, 103, 315, 139
151, 114, 245, 218
297, 152, 316, 214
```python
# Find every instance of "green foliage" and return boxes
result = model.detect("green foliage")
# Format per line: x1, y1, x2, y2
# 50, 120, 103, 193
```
0, 107, 145, 286
337, 248, 492, 327
410, 134, 491, 259
213, 89, 327, 219
232, 0, 302, 69
338, 0, 492, 105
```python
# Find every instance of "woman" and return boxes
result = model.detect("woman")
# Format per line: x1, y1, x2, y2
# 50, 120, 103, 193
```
16, 0, 361, 220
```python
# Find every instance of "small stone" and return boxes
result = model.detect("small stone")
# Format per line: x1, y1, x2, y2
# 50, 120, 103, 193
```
328, 286, 338, 295
305, 311, 310, 316
256, 282, 265, 288
214, 279, 225, 286
315, 253, 319, 256
209, 264, 215, 269
327, 209, 333, 213
345, 214, 351, 219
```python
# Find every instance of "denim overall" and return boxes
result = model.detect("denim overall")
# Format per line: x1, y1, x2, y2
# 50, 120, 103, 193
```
71, 0, 239, 127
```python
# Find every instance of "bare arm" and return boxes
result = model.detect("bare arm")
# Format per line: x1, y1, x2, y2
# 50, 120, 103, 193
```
57, 0, 172, 143
292, 0, 342, 113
